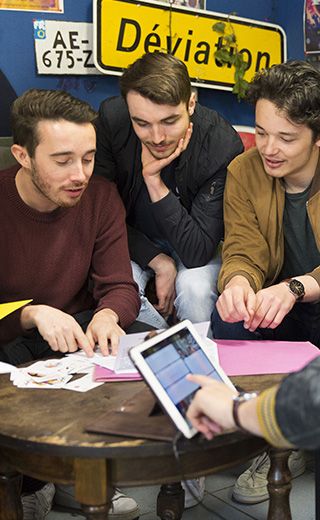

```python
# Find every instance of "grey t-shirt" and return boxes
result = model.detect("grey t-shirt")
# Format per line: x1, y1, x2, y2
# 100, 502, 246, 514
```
279, 184, 320, 280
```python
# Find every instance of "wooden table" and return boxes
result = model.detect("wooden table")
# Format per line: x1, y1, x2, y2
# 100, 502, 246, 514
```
0, 371, 292, 520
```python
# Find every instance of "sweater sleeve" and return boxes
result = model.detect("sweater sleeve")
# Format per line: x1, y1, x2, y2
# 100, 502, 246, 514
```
273, 356, 320, 450
256, 386, 294, 448
91, 181, 140, 329
256, 356, 320, 450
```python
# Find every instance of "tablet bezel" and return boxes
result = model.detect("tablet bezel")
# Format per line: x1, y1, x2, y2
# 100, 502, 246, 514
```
129, 319, 235, 439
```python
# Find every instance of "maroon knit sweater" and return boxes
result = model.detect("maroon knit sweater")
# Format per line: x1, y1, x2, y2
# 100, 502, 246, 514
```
0, 166, 140, 346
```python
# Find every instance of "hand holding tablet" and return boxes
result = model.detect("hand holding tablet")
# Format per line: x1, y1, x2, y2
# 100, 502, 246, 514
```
129, 320, 236, 439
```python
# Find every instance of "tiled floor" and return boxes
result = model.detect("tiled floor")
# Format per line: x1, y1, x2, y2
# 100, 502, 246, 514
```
47, 455, 316, 520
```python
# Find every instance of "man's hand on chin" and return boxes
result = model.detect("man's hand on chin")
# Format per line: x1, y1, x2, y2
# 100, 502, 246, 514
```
142, 123, 193, 202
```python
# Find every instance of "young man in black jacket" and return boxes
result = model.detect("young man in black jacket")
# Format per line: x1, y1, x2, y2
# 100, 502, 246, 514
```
94, 52, 243, 507
94, 52, 243, 331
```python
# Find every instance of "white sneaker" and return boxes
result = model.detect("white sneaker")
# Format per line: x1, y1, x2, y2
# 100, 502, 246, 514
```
182, 477, 205, 508
233, 450, 306, 504
54, 485, 140, 520
22, 482, 55, 520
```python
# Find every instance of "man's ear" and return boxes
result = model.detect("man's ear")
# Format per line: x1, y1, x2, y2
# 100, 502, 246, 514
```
11, 144, 31, 168
188, 92, 196, 116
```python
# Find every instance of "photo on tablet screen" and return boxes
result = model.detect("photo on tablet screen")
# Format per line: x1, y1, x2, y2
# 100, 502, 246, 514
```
129, 320, 235, 438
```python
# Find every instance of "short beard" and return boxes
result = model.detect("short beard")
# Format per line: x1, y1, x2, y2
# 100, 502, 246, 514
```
30, 161, 80, 209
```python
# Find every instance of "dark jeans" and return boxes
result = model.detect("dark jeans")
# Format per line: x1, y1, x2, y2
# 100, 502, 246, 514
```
211, 302, 320, 347
0, 309, 154, 366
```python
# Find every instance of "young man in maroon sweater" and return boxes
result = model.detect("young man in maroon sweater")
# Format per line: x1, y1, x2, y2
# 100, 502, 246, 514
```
1, 88, 141, 363
1, 89, 142, 519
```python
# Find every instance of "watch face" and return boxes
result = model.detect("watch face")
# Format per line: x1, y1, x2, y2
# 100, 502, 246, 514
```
289, 279, 305, 298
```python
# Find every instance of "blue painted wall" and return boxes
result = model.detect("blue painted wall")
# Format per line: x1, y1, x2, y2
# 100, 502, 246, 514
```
0, 0, 305, 134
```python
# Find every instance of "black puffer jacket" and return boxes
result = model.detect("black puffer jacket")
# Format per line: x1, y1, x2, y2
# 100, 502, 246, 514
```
94, 96, 243, 269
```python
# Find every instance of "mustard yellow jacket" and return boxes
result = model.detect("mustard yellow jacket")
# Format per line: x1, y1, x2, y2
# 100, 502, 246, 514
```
218, 147, 320, 293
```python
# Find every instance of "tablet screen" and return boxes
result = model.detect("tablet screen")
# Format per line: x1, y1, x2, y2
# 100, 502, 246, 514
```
141, 328, 225, 422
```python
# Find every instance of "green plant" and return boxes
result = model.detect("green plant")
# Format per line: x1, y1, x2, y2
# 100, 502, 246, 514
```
213, 19, 249, 100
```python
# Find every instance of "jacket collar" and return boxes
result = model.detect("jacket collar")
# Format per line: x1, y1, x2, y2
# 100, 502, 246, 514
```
310, 152, 320, 199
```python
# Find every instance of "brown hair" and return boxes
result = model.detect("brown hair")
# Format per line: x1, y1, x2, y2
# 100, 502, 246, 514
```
120, 52, 191, 106
11, 89, 97, 157
246, 60, 320, 139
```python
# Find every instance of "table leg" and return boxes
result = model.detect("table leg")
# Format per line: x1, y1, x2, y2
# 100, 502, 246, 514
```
156, 482, 185, 520
74, 458, 110, 520
0, 471, 23, 520
267, 448, 292, 520
81, 504, 109, 519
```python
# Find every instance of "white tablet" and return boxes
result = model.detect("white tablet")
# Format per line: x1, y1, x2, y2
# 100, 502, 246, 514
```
129, 320, 235, 439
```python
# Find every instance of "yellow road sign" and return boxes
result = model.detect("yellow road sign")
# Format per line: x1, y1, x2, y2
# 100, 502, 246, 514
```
93, 0, 286, 90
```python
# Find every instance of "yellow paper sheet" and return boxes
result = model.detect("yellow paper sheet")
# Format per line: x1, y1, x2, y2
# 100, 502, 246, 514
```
0, 300, 32, 320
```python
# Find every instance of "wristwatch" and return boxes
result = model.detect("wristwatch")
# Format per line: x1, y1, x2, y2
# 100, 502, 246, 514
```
232, 391, 258, 434
284, 278, 305, 301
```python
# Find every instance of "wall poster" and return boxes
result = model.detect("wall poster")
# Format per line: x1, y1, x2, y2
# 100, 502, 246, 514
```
0, 0, 63, 12
167, 0, 205, 11
304, 0, 320, 67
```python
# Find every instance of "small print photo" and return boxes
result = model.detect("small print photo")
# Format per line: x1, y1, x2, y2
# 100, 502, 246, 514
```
163, 0, 206, 10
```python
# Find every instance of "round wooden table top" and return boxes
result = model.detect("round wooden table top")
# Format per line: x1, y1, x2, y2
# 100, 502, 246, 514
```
0, 371, 285, 459
0, 370, 292, 520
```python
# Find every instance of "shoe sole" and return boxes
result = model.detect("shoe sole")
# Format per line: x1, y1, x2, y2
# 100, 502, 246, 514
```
53, 503, 140, 520
232, 463, 306, 505
232, 492, 270, 504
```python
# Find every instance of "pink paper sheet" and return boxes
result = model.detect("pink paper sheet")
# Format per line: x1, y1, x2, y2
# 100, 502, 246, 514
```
93, 365, 142, 382
216, 340, 320, 376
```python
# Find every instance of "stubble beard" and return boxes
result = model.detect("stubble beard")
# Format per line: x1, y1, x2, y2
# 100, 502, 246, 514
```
30, 162, 83, 209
